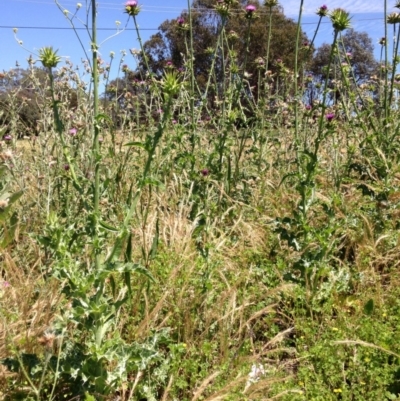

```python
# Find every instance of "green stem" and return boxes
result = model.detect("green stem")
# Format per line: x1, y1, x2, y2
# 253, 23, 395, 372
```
49, 331, 65, 401
384, 0, 388, 133
265, 7, 273, 70
303, 29, 340, 198
196, 19, 226, 123
388, 23, 400, 114
91, 0, 101, 271
294, 0, 304, 152
187, 0, 196, 153
242, 19, 252, 75
48, 68, 80, 188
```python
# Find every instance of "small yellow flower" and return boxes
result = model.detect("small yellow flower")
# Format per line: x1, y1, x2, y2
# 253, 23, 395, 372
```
333, 388, 342, 393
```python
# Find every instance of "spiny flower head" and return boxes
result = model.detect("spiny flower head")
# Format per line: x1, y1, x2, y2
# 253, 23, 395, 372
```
245, 4, 257, 19
176, 16, 189, 31
387, 12, 400, 24
245, 4, 256, 12
329, 8, 351, 32
125, 0, 140, 16
264, 0, 278, 8
228, 30, 239, 41
325, 112, 335, 122
316, 4, 328, 17
39, 47, 61, 69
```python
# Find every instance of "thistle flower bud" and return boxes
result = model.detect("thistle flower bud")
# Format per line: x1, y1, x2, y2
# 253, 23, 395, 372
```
228, 30, 239, 41
215, 2, 230, 18
264, 0, 278, 7
329, 8, 351, 32
39, 47, 61, 69
161, 70, 181, 98
387, 12, 400, 25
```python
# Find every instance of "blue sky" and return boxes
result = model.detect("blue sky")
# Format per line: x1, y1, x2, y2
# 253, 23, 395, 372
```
0, 0, 394, 81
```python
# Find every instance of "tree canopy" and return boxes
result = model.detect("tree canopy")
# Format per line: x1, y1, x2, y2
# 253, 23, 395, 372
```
310, 29, 379, 83
305, 29, 380, 105
141, 0, 311, 89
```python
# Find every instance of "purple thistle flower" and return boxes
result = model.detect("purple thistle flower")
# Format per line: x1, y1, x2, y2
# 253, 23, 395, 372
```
69, 128, 77, 136
316, 4, 328, 17
63, 164, 70, 171
177, 17, 185, 25
325, 112, 335, 122
201, 169, 209, 177
125, 0, 140, 16
245, 4, 256, 12
3, 135, 11, 141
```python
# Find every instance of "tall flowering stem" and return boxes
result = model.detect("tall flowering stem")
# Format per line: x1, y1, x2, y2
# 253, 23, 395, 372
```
91, 0, 101, 271
242, 5, 256, 75
316, 30, 339, 150
39, 47, 80, 188
187, 0, 196, 154
294, 0, 304, 151
388, 19, 400, 114
264, 1, 278, 90
309, 6, 328, 51
384, 0, 388, 130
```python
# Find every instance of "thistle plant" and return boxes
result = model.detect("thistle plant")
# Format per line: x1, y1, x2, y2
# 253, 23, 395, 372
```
263, 0, 278, 94
38, 47, 80, 189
